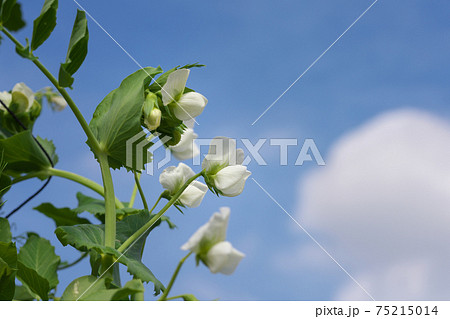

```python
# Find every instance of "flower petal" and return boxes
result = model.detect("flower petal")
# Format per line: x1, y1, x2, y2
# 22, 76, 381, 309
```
170, 128, 200, 160
181, 207, 230, 253
206, 241, 245, 275
49, 96, 68, 110
214, 165, 251, 197
159, 162, 195, 194
173, 92, 207, 121
12, 82, 35, 110
161, 69, 190, 106
0, 91, 12, 110
179, 181, 208, 208
202, 137, 237, 172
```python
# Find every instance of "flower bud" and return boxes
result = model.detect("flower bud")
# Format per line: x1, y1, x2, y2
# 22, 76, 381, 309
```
145, 107, 162, 131
142, 92, 161, 130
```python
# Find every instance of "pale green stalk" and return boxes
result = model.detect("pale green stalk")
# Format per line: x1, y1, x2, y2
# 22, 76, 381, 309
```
158, 251, 192, 301
117, 172, 203, 253
11, 168, 124, 209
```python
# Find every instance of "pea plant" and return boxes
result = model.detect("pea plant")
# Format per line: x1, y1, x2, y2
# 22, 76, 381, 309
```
0, 0, 251, 301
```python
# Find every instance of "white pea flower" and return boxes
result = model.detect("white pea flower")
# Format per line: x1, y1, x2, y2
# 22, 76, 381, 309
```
0, 83, 36, 113
0, 91, 11, 111
12, 82, 35, 113
169, 128, 200, 160
181, 207, 245, 275
159, 163, 207, 208
161, 69, 207, 121
49, 95, 68, 111
202, 137, 251, 197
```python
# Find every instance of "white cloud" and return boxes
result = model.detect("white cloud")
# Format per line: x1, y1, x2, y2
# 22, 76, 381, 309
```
296, 108, 450, 300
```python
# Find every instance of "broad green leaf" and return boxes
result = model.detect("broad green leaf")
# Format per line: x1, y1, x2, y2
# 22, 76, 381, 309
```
36, 136, 59, 165
58, 10, 89, 88
0, 0, 16, 23
17, 236, 60, 300
31, 0, 58, 51
13, 285, 36, 301
16, 261, 49, 300
61, 276, 144, 301
34, 202, 90, 227
74, 192, 134, 222
0, 241, 16, 268
55, 220, 165, 294
0, 242, 17, 301
0, 131, 57, 174
0, 217, 12, 242
88, 67, 162, 170
0, 257, 15, 300
115, 210, 176, 261
73, 192, 105, 216
0, 174, 12, 205
2, 1, 25, 32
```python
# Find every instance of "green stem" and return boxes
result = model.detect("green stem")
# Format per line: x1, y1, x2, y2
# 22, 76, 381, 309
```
11, 168, 124, 209
133, 172, 148, 211
158, 252, 192, 301
1, 28, 102, 154
148, 193, 163, 214
131, 279, 145, 301
98, 153, 116, 249
117, 172, 203, 253
128, 184, 138, 208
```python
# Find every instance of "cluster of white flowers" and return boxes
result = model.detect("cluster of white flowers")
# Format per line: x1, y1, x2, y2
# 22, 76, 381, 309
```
159, 134, 251, 275
152, 68, 251, 276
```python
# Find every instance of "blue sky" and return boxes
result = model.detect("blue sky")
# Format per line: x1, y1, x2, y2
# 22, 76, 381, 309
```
1, 0, 450, 300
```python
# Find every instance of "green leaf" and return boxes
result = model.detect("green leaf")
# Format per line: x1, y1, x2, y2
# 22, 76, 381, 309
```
0, 217, 12, 242
0, 131, 57, 174
2, 1, 25, 32
0, 241, 16, 268
55, 217, 167, 294
16, 236, 60, 300
88, 67, 162, 171
13, 285, 36, 301
73, 192, 132, 222
36, 136, 59, 165
0, 257, 15, 300
115, 210, 176, 261
0, 242, 17, 301
16, 262, 49, 300
73, 192, 105, 216
58, 10, 89, 88
0, 0, 16, 23
61, 276, 144, 301
34, 202, 90, 227
31, 0, 58, 51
